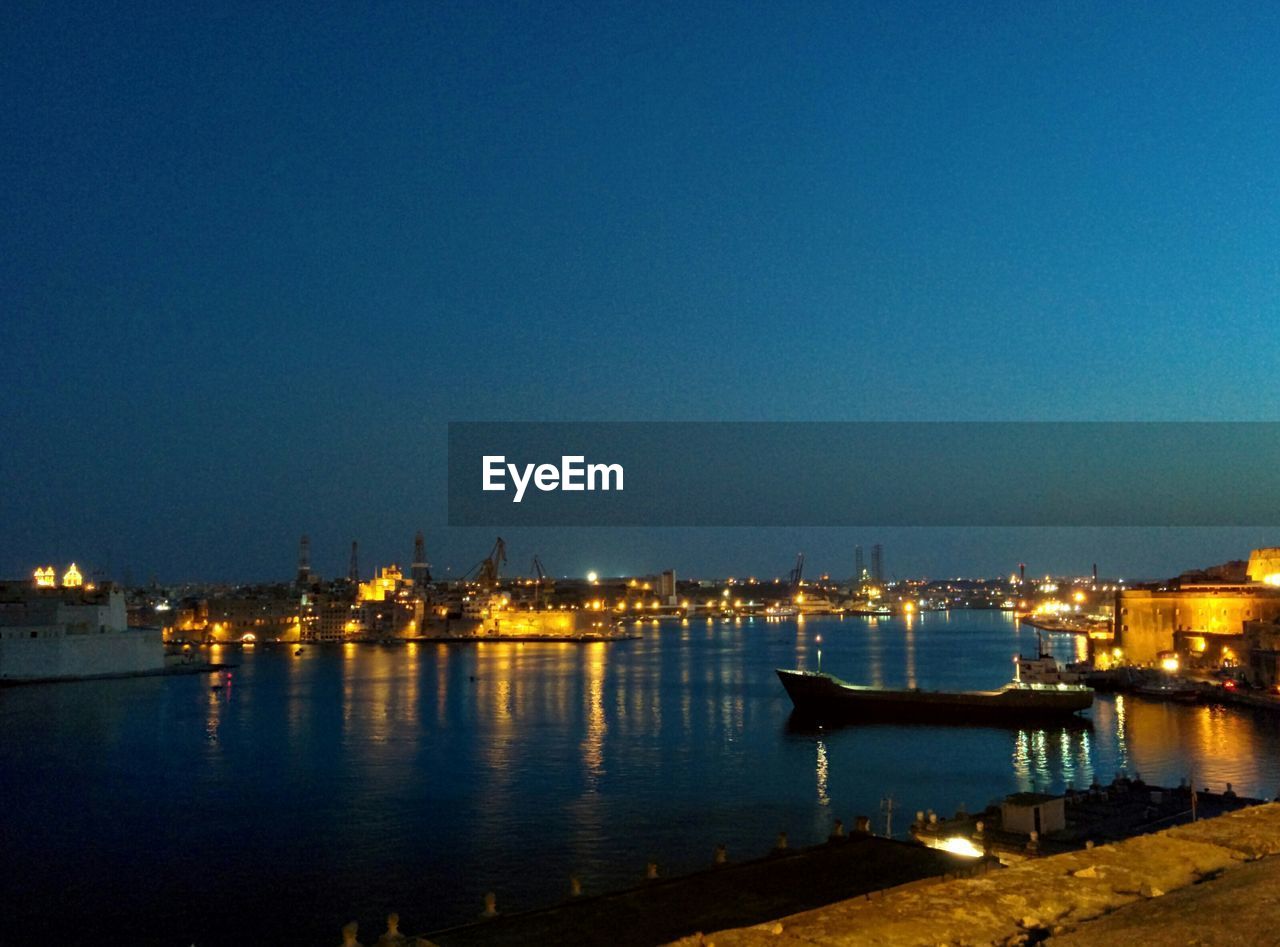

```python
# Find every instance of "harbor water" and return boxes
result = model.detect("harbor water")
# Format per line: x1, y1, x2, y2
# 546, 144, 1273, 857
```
4, 610, 1280, 945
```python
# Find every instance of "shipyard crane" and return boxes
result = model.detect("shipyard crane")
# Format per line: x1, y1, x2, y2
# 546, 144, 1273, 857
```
788, 553, 805, 592
532, 555, 547, 610
476, 537, 507, 590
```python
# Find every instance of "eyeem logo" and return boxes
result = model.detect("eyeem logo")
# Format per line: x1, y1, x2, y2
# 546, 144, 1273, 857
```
482, 455, 624, 503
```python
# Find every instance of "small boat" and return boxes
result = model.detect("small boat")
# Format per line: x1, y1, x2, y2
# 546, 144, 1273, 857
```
294, 648, 304, 656
777, 669, 1093, 725
1133, 678, 1201, 704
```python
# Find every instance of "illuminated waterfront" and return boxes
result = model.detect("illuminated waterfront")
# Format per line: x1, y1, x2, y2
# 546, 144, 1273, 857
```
3, 610, 1280, 945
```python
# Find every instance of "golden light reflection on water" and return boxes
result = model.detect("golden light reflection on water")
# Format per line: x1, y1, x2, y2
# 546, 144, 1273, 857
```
581, 642, 607, 785
866, 620, 884, 688
435, 643, 450, 725
903, 614, 917, 690
1107, 696, 1269, 791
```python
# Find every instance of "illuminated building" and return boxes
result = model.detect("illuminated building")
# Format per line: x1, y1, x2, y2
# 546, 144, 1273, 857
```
33, 566, 56, 588
358, 565, 405, 602
1115, 548, 1280, 665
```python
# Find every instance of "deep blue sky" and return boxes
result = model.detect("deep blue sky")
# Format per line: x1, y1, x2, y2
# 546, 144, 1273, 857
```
5, 3, 1280, 582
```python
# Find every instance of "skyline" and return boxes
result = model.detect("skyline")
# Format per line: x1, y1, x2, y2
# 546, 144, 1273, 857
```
15, 526, 1280, 587
7, 3, 1280, 579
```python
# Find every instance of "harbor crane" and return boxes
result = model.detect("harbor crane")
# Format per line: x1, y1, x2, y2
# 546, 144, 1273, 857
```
788, 553, 805, 592
532, 555, 547, 609
473, 537, 507, 590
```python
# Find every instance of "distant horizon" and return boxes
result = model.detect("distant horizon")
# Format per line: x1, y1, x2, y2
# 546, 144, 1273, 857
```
9, 526, 1275, 588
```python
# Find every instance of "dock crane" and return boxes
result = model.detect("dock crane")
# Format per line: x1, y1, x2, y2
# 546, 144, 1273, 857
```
475, 537, 507, 590
788, 553, 805, 592
532, 555, 547, 610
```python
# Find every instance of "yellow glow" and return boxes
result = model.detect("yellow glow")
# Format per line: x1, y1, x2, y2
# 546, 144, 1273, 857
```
33, 566, 56, 587
62, 563, 83, 588
1161, 655, 1180, 673
1073, 591, 1086, 603
903, 601, 915, 613
935, 836, 983, 858
586, 571, 599, 583
358, 565, 403, 602
1188, 636, 1206, 653
1264, 573, 1280, 586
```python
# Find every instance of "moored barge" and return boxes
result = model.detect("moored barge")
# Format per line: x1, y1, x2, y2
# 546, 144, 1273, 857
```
777, 669, 1093, 725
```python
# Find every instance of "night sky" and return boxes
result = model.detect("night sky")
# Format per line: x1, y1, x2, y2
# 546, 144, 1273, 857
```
5, 3, 1280, 583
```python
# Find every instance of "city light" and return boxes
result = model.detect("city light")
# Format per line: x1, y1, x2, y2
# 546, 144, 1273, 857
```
935, 836, 983, 858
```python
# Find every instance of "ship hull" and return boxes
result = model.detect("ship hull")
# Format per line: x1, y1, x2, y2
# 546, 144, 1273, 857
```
777, 669, 1092, 725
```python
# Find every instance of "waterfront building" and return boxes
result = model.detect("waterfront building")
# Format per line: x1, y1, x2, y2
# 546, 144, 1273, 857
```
1114, 547, 1280, 665
0, 580, 162, 681
659, 569, 676, 604
205, 593, 301, 642
1242, 619, 1280, 688
304, 594, 361, 642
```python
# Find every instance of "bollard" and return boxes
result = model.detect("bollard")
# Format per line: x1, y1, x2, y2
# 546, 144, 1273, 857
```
340, 921, 362, 947
714, 843, 728, 865
380, 913, 401, 945
1086, 840, 1094, 850
830, 818, 845, 839
569, 874, 582, 897
1026, 830, 1040, 854
646, 861, 659, 880
775, 831, 788, 851
482, 892, 498, 918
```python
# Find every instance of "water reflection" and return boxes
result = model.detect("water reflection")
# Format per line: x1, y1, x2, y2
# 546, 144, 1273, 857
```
10, 611, 1280, 947
815, 739, 830, 806
582, 642, 607, 785
903, 612, 917, 689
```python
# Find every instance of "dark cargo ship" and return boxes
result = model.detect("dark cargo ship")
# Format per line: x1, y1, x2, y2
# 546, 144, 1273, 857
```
777, 669, 1093, 725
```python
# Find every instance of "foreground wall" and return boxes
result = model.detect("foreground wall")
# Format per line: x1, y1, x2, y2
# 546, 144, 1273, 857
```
0, 628, 164, 680
671, 803, 1280, 947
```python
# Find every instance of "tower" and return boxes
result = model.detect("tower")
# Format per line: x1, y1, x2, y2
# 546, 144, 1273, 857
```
348, 541, 360, 583
871, 544, 883, 584
296, 535, 313, 586
411, 530, 431, 586
854, 545, 865, 587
